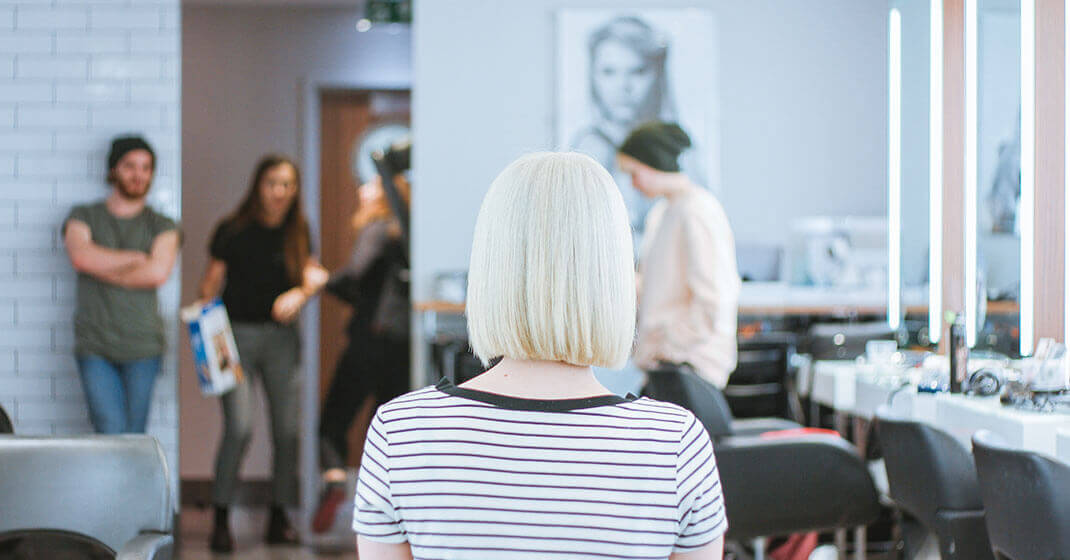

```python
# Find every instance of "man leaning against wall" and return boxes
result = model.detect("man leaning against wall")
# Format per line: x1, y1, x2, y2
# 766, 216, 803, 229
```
62, 136, 181, 434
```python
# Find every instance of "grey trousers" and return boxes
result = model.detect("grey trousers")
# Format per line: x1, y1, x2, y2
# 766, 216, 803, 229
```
213, 322, 300, 506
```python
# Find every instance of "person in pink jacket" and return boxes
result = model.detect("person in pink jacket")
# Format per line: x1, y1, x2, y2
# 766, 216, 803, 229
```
617, 122, 742, 388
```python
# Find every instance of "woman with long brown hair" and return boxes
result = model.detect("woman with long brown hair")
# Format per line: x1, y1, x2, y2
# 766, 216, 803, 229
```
199, 154, 328, 552
311, 173, 411, 533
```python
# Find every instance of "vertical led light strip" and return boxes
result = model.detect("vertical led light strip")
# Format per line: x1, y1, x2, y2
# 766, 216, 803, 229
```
1021, 0, 1036, 356
890, 8, 903, 331
930, 0, 944, 343
965, 0, 979, 347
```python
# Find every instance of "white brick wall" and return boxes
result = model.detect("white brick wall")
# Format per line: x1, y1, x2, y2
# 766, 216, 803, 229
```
0, 0, 181, 494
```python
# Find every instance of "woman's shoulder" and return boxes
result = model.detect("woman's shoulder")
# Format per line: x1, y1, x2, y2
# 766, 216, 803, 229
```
374, 385, 457, 416
208, 216, 251, 257
358, 218, 392, 242
665, 189, 728, 229
615, 396, 696, 422
213, 215, 259, 243
211, 215, 241, 235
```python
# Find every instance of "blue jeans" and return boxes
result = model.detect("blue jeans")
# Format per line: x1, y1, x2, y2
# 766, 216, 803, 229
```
76, 354, 161, 434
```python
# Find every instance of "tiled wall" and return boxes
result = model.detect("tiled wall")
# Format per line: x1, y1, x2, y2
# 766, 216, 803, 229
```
0, 0, 181, 485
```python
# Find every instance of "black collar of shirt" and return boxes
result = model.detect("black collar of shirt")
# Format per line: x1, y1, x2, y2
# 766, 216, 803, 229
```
435, 377, 637, 412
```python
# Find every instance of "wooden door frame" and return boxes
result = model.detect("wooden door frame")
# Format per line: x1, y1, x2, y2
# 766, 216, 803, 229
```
944, 0, 1067, 353
942, 0, 965, 353
1032, 0, 1065, 345
297, 74, 409, 526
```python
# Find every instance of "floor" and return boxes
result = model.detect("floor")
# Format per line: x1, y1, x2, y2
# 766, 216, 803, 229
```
177, 507, 357, 560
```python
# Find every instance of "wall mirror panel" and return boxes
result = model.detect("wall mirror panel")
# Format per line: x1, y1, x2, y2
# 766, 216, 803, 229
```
967, 0, 1027, 356
890, 0, 939, 348
714, 6, 890, 325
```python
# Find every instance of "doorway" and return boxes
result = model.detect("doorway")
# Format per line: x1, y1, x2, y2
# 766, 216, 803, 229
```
317, 89, 410, 468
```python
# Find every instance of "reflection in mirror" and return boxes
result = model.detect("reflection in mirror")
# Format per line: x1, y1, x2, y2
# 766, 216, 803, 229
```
727, 6, 890, 352
315, 91, 412, 542
891, 0, 939, 348
967, 0, 1027, 356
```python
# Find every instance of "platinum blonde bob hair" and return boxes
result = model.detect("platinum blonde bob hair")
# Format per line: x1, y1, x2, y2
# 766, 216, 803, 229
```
466, 152, 636, 369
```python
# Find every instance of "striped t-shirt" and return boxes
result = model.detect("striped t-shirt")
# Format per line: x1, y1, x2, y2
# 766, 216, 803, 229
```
353, 379, 727, 558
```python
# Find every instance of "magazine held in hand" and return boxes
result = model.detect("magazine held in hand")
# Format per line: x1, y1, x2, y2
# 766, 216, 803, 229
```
182, 299, 244, 396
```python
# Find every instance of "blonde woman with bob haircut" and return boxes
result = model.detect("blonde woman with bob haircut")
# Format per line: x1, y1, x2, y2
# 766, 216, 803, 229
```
353, 152, 727, 560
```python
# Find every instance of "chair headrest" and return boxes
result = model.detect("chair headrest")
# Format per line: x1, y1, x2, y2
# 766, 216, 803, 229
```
0, 404, 12, 434
0, 435, 172, 553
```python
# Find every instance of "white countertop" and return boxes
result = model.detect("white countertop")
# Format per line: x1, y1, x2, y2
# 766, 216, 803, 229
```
810, 360, 859, 410
1058, 429, 1070, 465
812, 360, 1070, 461
933, 394, 1069, 456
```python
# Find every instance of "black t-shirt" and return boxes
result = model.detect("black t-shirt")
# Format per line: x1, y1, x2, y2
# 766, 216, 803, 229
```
210, 219, 304, 323
325, 220, 409, 335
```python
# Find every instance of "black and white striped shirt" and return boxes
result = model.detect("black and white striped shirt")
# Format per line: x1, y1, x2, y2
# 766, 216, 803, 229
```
354, 379, 727, 558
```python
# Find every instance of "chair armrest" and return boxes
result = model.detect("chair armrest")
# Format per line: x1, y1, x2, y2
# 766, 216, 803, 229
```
730, 417, 802, 436
118, 533, 173, 560
715, 434, 881, 540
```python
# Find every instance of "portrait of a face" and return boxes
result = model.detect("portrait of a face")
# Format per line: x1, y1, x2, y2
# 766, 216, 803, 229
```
557, 9, 717, 240
591, 31, 660, 124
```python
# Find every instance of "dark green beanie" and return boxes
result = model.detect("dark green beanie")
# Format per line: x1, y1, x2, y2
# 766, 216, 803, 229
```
617, 122, 691, 172
108, 135, 155, 170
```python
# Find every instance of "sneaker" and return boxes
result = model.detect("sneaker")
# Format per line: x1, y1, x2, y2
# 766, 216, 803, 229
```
311, 482, 347, 534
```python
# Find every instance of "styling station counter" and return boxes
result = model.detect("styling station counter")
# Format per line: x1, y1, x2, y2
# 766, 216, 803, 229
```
810, 360, 1070, 460
1059, 429, 1070, 465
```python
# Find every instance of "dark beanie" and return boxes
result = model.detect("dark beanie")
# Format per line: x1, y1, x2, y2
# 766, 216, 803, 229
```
617, 122, 691, 172
107, 135, 155, 170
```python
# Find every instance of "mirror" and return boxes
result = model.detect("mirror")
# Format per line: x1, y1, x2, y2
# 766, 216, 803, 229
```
717, 7, 890, 323
890, 0, 939, 348
967, 0, 1027, 356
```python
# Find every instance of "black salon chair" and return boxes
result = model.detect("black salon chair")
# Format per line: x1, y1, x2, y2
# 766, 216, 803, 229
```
725, 334, 804, 422
805, 321, 898, 428
808, 321, 897, 361
0, 404, 12, 434
0, 435, 174, 559
873, 406, 993, 559
645, 366, 881, 553
971, 430, 1070, 560
645, 363, 800, 439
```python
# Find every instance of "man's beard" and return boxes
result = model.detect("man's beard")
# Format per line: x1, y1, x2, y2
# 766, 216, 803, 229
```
115, 178, 151, 201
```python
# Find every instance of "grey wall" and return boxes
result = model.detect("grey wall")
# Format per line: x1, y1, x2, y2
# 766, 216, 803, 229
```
181, 5, 411, 480
412, 0, 889, 300
0, 0, 181, 491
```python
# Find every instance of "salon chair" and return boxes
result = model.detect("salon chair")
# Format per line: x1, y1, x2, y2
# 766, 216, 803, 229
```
645, 366, 881, 559
0, 435, 174, 559
806, 321, 898, 429
725, 334, 804, 422
0, 403, 12, 434
972, 430, 1070, 560
873, 407, 993, 559
644, 363, 799, 438
807, 321, 897, 361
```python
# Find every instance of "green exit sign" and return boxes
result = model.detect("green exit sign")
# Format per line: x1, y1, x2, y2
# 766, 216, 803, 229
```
366, 0, 412, 24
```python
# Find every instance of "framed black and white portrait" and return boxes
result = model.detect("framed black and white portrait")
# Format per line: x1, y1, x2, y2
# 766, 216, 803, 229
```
556, 8, 718, 235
